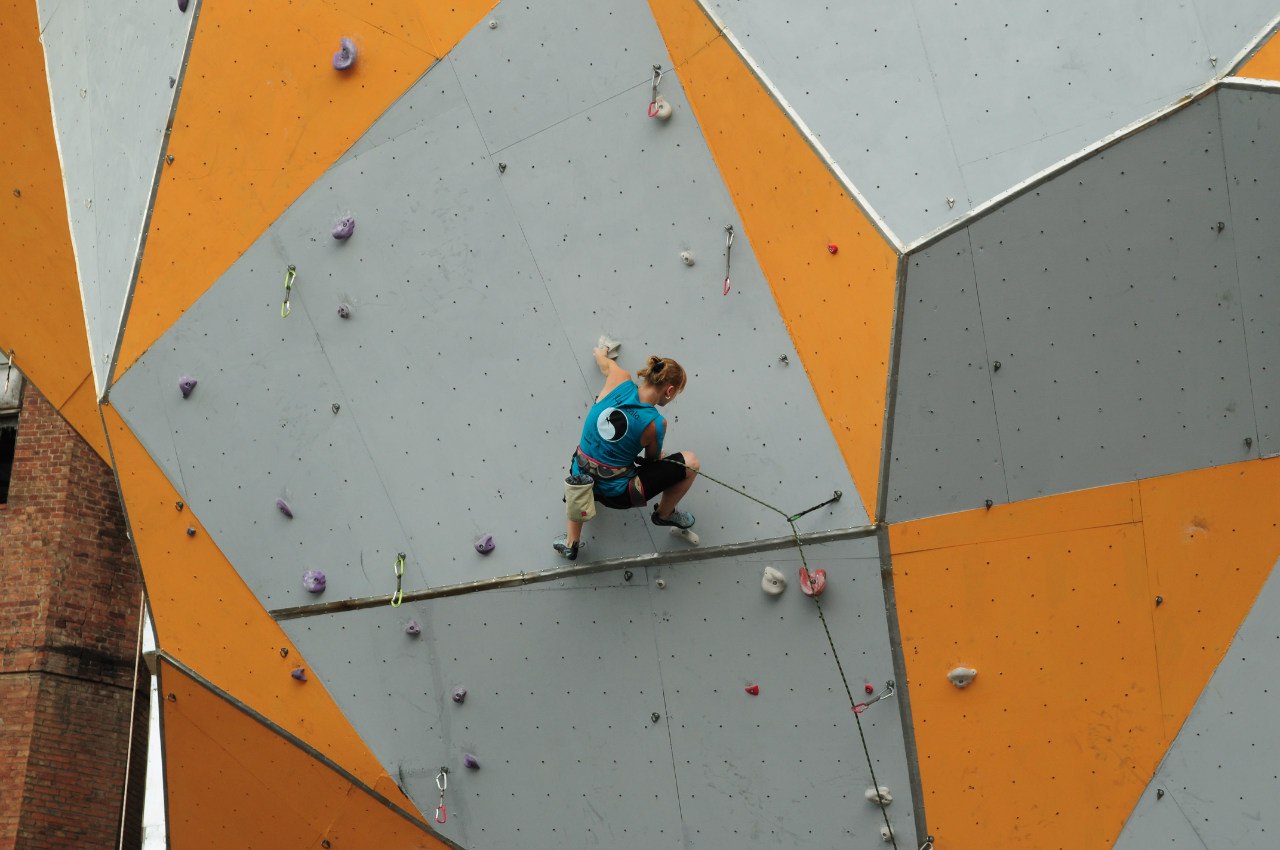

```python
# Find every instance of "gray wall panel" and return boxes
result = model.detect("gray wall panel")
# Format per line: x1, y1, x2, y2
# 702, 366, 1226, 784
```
450, 0, 668, 154
653, 536, 916, 849
1114, 561, 1280, 850
112, 0, 865, 613
972, 94, 1256, 502
38, 0, 191, 393
283, 537, 914, 849
887, 235, 1006, 522
708, 0, 1277, 244
1220, 87, 1280, 455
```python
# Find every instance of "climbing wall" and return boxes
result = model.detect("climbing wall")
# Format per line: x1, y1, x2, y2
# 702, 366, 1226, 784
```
5, 0, 1280, 848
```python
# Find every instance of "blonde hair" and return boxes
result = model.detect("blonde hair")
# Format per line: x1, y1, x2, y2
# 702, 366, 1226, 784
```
637, 356, 687, 393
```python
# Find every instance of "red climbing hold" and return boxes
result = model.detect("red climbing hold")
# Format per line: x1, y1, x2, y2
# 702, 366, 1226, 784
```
798, 566, 827, 598
827, 243, 839, 254
864, 683, 875, 695
744, 684, 760, 696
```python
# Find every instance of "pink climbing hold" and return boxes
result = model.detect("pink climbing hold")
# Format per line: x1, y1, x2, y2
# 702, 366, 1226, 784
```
451, 687, 467, 704
474, 534, 495, 554
799, 566, 827, 598
291, 668, 307, 682
405, 620, 421, 636
333, 37, 357, 71
276, 498, 293, 518
178, 375, 197, 398
302, 570, 326, 593
332, 215, 355, 240
463, 753, 480, 769
744, 684, 760, 696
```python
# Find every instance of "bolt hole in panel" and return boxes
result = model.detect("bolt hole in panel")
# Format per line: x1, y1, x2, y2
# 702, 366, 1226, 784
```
282, 536, 915, 849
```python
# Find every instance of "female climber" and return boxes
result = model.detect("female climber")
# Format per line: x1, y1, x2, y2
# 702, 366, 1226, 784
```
554, 343, 699, 560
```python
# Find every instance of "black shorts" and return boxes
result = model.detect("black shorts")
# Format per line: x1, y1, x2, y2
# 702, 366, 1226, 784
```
597, 453, 689, 510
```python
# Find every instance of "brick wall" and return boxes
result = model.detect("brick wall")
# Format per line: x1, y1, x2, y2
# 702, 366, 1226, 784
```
0, 383, 148, 850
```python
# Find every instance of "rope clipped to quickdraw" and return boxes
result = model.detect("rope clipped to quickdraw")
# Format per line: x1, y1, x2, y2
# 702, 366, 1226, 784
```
722, 225, 734, 295
390, 552, 405, 607
661, 457, 898, 848
281, 264, 297, 318
647, 64, 664, 117
434, 766, 449, 824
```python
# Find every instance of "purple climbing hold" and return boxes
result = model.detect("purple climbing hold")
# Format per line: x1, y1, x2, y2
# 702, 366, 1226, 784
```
332, 37, 357, 71
302, 570, 327, 593
291, 668, 307, 682
405, 620, 421, 636
177, 0, 188, 11
178, 375, 197, 398
276, 498, 294, 518
474, 534, 495, 555
337, 302, 352, 319
451, 687, 467, 704
463, 753, 480, 770
332, 215, 356, 240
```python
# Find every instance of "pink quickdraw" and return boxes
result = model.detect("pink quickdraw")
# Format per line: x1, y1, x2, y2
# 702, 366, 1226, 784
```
852, 680, 896, 714
648, 64, 663, 117
723, 224, 734, 295
434, 767, 449, 823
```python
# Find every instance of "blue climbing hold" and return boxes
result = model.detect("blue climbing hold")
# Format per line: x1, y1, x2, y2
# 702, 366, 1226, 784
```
474, 534, 495, 555
332, 38, 357, 71
178, 375, 197, 398
302, 570, 326, 593
332, 215, 355, 240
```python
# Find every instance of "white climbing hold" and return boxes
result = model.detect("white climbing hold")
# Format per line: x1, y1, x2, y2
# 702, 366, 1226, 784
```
865, 785, 892, 806
680, 251, 695, 266
488, 19, 498, 29
880, 824, 894, 842
670, 527, 699, 546
761, 566, 786, 596
947, 666, 977, 688
596, 334, 621, 359
651, 95, 673, 120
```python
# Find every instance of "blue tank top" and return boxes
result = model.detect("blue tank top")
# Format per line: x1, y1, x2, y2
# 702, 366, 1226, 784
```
574, 380, 666, 497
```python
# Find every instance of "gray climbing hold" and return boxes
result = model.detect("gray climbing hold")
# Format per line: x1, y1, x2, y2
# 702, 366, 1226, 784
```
332, 215, 355, 240
178, 375, 197, 398
276, 498, 293, 518
947, 666, 977, 688
451, 687, 467, 704
474, 534, 495, 554
302, 570, 327, 593
291, 667, 307, 681
337, 302, 351, 319
463, 753, 480, 769
332, 38, 357, 70
405, 620, 421, 636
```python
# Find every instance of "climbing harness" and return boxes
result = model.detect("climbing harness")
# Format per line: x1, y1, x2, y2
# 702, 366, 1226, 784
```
722, 225, 734, 295
434, 767, 449, 824
647, 65, 664, 117
661, 457, 898, 849
391, 552, 405, 607
280, 265, 297, 318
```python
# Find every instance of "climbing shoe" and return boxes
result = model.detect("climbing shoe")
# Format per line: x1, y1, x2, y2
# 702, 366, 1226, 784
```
651, 507, 695, 529
552, 533, 581, 561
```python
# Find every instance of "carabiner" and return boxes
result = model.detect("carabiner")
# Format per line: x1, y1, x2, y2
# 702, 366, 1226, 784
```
281, 265, 296, 318
391, 552, 406, 607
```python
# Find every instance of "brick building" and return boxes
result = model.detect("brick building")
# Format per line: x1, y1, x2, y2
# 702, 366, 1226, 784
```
0, 369, 148, 850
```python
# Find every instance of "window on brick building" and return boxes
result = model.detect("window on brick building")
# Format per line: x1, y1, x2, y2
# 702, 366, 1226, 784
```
0, 356, 20, 504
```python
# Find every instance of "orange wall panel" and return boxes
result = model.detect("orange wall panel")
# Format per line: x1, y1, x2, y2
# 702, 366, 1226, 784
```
892, 457, 1280, 849
117, 0, 493, 378
0, 0, 101, 450
894, 515, 1164, 850
160, 657, 451, 850
648, 0, 899, 518
1139, 457, 1280, 733
102, 404, 405, 803
1239, 29, 1280, 80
